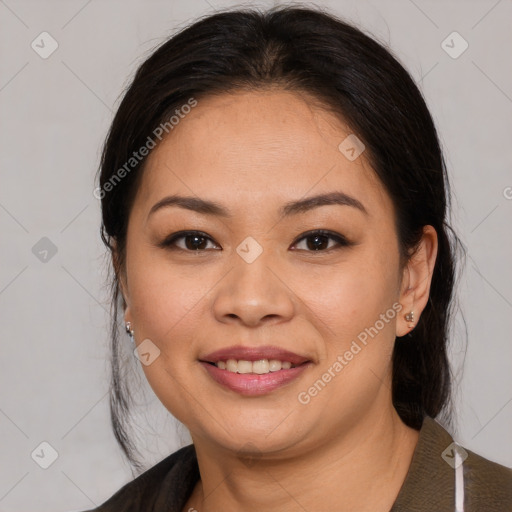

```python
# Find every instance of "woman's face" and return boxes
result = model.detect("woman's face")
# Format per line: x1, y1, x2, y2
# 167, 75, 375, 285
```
119, 89, 420, 457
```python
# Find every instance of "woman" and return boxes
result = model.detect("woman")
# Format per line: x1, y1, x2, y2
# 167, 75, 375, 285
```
86, 5, 512, 511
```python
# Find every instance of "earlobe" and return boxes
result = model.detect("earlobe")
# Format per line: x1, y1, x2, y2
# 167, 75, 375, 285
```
396, 285, 415, 338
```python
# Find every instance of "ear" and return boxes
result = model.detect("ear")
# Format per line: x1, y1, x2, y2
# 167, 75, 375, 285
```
112, 240, 132, 324
396, 225, 438, 337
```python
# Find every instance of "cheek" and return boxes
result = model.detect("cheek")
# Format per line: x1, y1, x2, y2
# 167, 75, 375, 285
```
126, 248, 211, 354
296, 257, 400, 423
126, 254, 211, 422
299, 245, 400, 340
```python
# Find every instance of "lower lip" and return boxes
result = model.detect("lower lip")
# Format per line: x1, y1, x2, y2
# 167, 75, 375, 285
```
200, 362, 312, 396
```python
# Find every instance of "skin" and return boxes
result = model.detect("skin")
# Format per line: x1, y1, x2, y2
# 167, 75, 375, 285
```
116, 88, 438, 512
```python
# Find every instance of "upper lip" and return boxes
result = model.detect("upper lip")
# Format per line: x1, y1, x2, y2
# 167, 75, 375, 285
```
199, 345, 310, 365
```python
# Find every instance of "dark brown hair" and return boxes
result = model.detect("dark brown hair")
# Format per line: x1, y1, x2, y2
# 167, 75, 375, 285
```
97, 5, 466, 472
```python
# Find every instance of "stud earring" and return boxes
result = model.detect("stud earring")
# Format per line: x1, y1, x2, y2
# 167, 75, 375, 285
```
125, 321, 135, 343
404, 311, 414, 328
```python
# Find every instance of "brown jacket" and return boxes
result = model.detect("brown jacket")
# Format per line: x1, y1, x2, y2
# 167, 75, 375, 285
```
84, 416, 512, 511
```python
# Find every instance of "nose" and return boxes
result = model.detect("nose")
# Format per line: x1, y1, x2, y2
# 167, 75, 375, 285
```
212, 250, 295, 328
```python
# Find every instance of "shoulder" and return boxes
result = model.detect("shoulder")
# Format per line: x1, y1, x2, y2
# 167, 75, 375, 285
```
425, 416, 512, 502
79, 444, 199, 512
462, 440, 512, 509
392, 416, 512, 512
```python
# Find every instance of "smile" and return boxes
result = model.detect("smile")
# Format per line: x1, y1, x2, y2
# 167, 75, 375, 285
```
198, 345, 312, 395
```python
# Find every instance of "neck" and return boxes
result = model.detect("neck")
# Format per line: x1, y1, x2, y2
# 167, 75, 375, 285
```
185, 407, 420, 512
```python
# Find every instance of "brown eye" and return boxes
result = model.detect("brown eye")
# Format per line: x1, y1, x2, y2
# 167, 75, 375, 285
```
291, 230, 352, 252
160, 231, 220, 251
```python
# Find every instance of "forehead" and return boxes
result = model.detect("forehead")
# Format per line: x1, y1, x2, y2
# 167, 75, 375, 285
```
135, 89, 391, 219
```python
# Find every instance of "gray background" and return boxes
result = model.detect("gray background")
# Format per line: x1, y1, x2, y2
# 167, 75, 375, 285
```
0, 0, 511, 510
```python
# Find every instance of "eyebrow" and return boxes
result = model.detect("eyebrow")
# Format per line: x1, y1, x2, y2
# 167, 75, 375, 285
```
147, 191, 368, 220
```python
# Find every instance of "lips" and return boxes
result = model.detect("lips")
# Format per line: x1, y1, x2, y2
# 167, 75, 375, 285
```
198, 345, 313, 395
199, 345, 310, 366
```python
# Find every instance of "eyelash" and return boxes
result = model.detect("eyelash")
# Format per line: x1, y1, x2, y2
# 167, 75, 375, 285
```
159, 229, 353, 253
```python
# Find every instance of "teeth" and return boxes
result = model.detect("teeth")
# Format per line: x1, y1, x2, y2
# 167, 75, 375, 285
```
237, 360, 253, 374
268, 359, 282, 372
253, 360, 269, 374
216, 359, 296, 374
